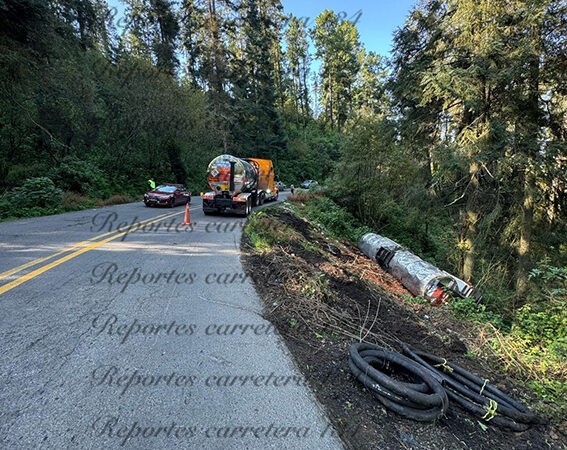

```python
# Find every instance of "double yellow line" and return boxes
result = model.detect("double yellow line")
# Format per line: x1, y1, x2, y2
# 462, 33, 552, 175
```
0, 209, 189, 296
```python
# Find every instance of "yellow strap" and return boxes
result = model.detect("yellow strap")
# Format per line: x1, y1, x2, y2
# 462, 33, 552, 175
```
433, 358, 454, 373
481, 398, 498, 421
479, 379, 489, 395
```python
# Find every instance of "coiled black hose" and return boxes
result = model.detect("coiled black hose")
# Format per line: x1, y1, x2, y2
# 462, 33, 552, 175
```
403, 347, 545, 431
348, 343, 449, 422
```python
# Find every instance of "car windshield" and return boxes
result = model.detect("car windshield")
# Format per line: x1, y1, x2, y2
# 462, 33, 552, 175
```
155, 186, 177, 193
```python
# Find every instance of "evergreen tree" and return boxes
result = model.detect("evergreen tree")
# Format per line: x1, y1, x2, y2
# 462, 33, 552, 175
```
284, 15, 311, 127
180, 0, 234, 150
231, 0, 285, 158
123, 0, 179, 74
312, 10, 361, 132
352, 50, 388, 118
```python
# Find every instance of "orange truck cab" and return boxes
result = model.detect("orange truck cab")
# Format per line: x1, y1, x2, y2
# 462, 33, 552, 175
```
245, 158, 277, 200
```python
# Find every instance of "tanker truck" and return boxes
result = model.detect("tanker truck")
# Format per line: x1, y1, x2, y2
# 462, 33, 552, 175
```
202, 155, 278, 216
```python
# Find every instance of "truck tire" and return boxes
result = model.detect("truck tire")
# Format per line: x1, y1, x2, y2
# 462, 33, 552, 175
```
259, 192, 265, 205
241, 199, 251, 217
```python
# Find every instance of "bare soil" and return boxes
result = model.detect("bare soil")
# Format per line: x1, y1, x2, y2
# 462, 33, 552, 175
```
241, 205, 566, 450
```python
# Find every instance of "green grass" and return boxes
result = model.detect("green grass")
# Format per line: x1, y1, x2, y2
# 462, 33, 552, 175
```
244, 210, 299, 252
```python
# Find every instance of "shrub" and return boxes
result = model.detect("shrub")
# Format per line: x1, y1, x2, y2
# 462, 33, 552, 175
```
0, 177, 63, 219
3, 162, 51, 187
61, 192, 97, 211
457, 263, 567, 422
302, 195, 371, 243
514, 303, 567, 350
516, 263, 567, 358
49, 156, 110, 197
10, 177, 63, 209
450, 296, 507, 330
99, 194, 138, 206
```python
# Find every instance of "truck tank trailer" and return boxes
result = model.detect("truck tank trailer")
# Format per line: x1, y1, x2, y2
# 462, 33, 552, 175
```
202, 155, 278, 216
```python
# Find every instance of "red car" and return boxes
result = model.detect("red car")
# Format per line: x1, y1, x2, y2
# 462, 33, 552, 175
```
144, 185, 191, 208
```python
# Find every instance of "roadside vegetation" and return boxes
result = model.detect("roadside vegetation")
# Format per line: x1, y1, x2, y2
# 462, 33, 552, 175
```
0, 177, 137, 220
243, 196, 567, 448
291, 186, 566, 399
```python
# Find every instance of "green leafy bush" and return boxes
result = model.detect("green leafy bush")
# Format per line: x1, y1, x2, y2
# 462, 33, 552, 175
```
450, 296, 507, 330
49, 156, 110, 197
514, 303, 567, 350
302, 195, 371, 243
514, 263, 567, 359
0, 177, 63, 219
10, 177, 63, 209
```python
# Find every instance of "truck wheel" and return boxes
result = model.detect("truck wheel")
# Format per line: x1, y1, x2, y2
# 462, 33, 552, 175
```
259, 193, 265, 205
245, 199, 251, 216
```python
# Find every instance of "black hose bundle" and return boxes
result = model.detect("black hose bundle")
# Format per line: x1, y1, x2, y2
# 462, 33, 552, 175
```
348, 343, 449, 422
403, 347, 545, 431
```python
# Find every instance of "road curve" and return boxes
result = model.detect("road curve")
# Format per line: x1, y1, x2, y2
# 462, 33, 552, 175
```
0, 195, 343, 449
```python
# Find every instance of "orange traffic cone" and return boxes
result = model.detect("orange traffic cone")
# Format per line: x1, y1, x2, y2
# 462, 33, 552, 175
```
183, 202, 192, 225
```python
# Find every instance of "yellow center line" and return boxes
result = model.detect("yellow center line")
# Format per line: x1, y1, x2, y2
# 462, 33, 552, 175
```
0, 204, 198, 281
0, 210, 189, 296
0, 210, 180, 281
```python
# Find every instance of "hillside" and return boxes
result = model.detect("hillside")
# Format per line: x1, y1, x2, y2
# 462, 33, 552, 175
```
241, 193, 566, 449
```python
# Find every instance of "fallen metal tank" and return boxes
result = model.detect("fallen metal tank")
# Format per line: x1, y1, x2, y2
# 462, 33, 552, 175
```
359, 233, 480, 304
388, 249, 457, 301
206, 155, 258, 195
358, 233, 400, 259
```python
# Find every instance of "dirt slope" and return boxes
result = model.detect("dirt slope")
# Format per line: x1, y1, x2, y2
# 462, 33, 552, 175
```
241, 204, 565, 450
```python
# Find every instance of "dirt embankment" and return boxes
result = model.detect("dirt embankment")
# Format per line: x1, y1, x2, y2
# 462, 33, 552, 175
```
241, 204, 565, 450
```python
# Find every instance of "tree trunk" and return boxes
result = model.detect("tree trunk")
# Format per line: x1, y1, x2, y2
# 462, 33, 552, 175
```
516, 167, 534, 300
293, 71, 299, 128
515, 29, 541, 302
337, 89, 342, 134
77, 3, 87, 51
328, 72, 334, 131
462, 161, 479, 283
301, 57, 308, 128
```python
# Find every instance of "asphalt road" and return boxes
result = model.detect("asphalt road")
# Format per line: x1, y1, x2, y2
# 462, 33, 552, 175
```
0, 194, 343, 449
